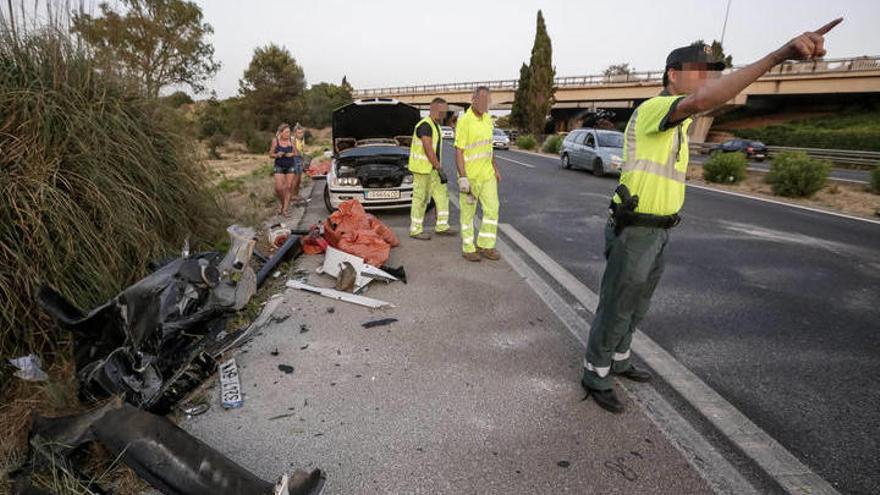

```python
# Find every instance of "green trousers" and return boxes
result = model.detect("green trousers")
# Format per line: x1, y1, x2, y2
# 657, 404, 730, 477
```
409, 169, 450, 236
582, 220, 669, 391
459, 177, 499, 253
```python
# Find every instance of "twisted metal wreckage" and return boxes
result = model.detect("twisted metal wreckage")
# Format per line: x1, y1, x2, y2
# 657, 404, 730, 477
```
15, 226, 325, 495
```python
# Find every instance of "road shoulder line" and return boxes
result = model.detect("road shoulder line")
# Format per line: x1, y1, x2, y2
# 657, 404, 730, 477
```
498, 222, 841, 495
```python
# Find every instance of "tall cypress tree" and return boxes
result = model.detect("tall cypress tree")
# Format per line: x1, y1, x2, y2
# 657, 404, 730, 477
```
510, 63, 530, 130
525, 10, 555, 136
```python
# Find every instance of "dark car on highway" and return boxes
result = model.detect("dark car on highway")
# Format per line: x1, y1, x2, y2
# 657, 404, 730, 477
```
711, 138, 768, 161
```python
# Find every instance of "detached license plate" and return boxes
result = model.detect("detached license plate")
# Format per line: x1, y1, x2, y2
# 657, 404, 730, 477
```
365, 190, 400, 200
219, 358, 243, 409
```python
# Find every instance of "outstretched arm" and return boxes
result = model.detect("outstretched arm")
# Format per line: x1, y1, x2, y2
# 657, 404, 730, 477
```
668, 18, 842, 123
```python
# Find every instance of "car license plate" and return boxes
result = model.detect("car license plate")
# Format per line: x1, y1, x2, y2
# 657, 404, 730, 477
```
219, 358, 243, 409
365, 190, 400, 200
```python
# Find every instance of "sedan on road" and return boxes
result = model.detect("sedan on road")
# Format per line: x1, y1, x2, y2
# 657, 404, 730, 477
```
560, 128, 625, 176
324, 98, 419, 212
710, 138, 768, 161
492, 128, 510, 149
440, 126, 455, 139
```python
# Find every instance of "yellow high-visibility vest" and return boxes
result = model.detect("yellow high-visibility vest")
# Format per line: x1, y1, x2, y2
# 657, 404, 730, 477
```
615, 95, 692, 216
454, 107, 494, 182
408, 117, 441, 174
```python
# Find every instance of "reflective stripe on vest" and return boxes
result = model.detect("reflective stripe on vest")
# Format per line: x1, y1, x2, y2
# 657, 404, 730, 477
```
408, 117, 441, 174
457, 108, 494, 180
617, 102, 691, 216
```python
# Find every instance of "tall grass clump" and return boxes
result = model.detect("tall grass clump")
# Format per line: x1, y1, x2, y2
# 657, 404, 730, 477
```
0, 15, 222, 357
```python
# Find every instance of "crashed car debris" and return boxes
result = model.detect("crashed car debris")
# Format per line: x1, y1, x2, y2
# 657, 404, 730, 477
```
37, 225, 257, 413
18, 399, 325, 495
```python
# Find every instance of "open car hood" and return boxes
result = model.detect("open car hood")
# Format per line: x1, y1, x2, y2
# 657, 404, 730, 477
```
332, 98, 420, 153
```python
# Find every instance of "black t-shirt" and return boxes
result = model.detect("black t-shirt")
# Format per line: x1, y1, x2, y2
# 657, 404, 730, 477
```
416, 120, 441, 158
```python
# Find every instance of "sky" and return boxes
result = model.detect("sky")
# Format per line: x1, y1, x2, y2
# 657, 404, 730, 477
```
157, 1, 880, 98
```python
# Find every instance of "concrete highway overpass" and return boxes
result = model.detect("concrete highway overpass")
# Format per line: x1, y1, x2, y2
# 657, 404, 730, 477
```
353, 56, 880, 141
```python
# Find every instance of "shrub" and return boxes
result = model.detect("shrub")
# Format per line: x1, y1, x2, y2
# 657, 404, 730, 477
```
766, 151, 830, 197
870, 166, 880, 194
516, 134, 537, 150
1, 27, 221, 354
207, 134, 226, 159
542, 134, 563, 154
246, 130, 271, 154
703, 152, 748, 184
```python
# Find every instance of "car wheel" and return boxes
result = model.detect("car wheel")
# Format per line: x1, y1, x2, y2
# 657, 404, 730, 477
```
323, 184, 336, 213
592, 159, 605, 177
561, 154, 571, 169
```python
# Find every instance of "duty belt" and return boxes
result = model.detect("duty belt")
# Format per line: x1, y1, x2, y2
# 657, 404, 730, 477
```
609, 184, 681, 234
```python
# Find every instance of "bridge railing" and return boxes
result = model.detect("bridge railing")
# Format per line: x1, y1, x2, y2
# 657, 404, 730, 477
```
353, 55, 880, 97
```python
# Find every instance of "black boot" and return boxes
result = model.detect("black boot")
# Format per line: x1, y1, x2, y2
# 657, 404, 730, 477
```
613, 365, 652, 383
581, 381, 624, 414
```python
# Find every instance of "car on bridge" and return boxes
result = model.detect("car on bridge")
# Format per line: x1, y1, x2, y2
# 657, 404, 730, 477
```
709, 138, 768, 161
492, 128, 510, 149
324, 98, 419, 212
559, 128, 624, 176
440, 126, 455, 139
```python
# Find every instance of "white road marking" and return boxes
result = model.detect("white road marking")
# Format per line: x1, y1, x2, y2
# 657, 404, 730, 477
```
498, 223, 841, 495
686, 183, 880, 226
495, 155, 536, 169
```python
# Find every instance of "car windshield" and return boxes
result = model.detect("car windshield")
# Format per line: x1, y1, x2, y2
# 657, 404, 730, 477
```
750, 141, 764, 147
493, 129, 507, 136
597, 132, 624, 148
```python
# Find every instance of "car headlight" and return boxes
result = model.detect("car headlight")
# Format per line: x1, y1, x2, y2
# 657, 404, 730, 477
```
334, 177, 359, 187
403, 174, 414, 185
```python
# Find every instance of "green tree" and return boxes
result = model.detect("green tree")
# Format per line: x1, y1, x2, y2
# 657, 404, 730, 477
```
163, 90, 193, 107
238, 43, 306, 131
604, 63, 634, 77
690, 39, 733, 67
524, 10, 555, 136
305, 81, 353, 127
341, 75, 353, 94
510, 62, 530, 131
72, 0, 220, 97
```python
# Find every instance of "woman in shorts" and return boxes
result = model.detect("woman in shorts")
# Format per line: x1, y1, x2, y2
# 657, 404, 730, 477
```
269, 123, 297, 215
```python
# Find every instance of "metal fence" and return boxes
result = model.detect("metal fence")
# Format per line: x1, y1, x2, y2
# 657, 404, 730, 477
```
353, 55, 880, 98
690, 143, 880, 168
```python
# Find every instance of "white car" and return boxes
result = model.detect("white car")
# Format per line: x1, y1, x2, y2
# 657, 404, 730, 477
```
324, 98, 418, 212
440, 126, 455, 139
492, 128, 510, 149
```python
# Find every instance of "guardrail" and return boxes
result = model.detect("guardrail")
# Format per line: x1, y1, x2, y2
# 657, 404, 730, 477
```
690, 143, 880, 167
353, 55, 880, 97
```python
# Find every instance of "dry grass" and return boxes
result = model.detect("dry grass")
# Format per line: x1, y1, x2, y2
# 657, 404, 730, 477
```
0, 23, 223, 358
686, 164, 880, 218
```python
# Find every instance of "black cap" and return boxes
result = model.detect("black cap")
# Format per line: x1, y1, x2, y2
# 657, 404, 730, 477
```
665, 44, 726, 71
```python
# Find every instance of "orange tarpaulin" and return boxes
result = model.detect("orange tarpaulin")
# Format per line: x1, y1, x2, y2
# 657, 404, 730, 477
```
323, 200, 399, 266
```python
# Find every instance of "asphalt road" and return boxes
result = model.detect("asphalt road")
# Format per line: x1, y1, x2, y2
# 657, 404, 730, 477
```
689, 154, 872, 184
440, 143, 880, 494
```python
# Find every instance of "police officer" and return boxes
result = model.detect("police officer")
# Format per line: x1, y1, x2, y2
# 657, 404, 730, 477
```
408, 97, 456, 240
582, 18, 843, 413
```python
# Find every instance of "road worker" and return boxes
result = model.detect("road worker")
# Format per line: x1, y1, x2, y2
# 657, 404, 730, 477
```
408, 97, 456, 240
581, 19, 843, 413
455, 86, 502, 261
